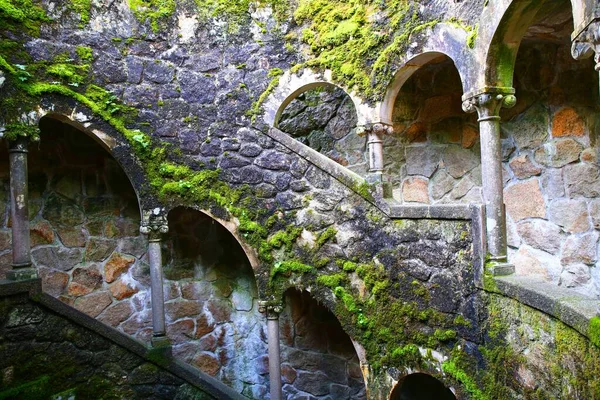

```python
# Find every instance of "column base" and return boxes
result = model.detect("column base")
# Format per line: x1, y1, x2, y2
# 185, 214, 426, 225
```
151, 335, 171, 349
7, 267, 38, 281
485, 262, 515, 276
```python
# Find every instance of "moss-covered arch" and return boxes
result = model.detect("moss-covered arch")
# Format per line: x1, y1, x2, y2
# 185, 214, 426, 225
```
379, 51, 464, 125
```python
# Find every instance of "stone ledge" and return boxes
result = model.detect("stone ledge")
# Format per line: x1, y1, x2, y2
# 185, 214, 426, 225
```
494, 275, 599, 341
386, 202, 473, 220
0, 279, 245, 400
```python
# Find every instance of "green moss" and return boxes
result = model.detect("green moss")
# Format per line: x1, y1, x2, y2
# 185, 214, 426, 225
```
589, 317, 600, 348
0, 375, 50, 400
129, 0, 176, 33
270, 259, 315, 283
466, 23, 478, 49
442, 361, 488, 400
0, 0, 49, 36
69, 0, 91, 26
75, 46, 94, 63
316, 273, 346, 288
316, 226, 337, 246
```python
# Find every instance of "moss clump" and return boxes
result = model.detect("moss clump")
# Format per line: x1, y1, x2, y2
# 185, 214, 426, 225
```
589, 316, 600, 348
292, 0, 439, 102
442, 360, 488, 400
129, 0, 176, 33
68, 0, 91, 26
270, 259, 315, 282
0, 0, 49, 36
316, 273, 346, 288
316, 226, 337, 246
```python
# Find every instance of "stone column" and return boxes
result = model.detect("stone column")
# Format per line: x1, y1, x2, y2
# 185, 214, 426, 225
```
359, 123, 393, 197
258, 300, 283, 400
140, 208, 170, 348
6, 136, 37, 281
462, 91, 516, 273
571, 18, 600, 89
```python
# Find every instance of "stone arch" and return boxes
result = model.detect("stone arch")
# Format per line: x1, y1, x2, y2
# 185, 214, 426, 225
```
482, 0, 583, 90
389, 372, 456, 400
260, 68, 373, 128
279, 288, 368, 399
380, 51, 464, 125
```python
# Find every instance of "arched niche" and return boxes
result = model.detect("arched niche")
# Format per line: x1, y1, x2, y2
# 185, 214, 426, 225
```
389, 373, 456, 400
383, 53, 480, 205
275, 83, 366, 175
279, 288, 367, 399
163, 206, 267, 396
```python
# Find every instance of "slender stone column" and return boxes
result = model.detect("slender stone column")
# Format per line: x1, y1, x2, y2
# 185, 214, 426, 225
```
258, 300, 283, 400
462, 91, 516, 272
359, 123, 393, 197
571, 19, 600, 89
140, 208, 170, 348
6, 136, 37, 281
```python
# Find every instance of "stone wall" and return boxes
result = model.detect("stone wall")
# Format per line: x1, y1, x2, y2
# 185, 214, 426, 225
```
502, 38, 600, 298
0, 287, 218, 399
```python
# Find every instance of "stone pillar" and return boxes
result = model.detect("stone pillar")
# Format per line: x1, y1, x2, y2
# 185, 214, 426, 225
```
359, 123, 393, 197
462, 91, 516, 273
571, 18, 600, 90
6, 136, 37, 281
258, 300, 283, 400
140, 208, 170, 348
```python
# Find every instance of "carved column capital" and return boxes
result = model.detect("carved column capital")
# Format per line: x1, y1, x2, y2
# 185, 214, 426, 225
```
258, 300, 283, 320
356, 122, 393, 137
140, 207, 169, 241
462, 92, 517, 121
572, 19, 600, 71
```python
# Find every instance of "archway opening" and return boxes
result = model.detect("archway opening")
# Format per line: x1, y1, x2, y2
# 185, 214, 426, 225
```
388, 54, 478, 204
279, 288, 367, 399
164, 207, 266, 398
389, 373, 456, 400
276, 85, 366, 175
500, 0, 600, 298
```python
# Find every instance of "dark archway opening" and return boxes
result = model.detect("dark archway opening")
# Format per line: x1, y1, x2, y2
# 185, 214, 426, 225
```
390, 373, 456, 400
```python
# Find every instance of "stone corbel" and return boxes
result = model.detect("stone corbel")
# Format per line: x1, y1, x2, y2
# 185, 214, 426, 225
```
571, 19, 600, 71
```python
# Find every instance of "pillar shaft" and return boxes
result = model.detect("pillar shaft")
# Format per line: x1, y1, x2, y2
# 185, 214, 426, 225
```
367, 131, 384, 174
267, 316, 282, 400
7, 137, 36, 280
259, 301, 283, 400
463, 92, 516, 264
140, 208, 169, 347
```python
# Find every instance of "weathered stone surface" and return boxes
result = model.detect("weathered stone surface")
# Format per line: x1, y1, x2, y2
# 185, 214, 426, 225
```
563, 163, 600, 198
98, 300, 134, 327
591, 199, 600, 229
206, 299, 231, 323
167, 319, 195, 342
39, 267, 69, 297
166, 300, 202, 320
110, 278, 139, 300
57, 226, 87, 248
552, 107, 586, 137
430, 169, 454, 200
512, 246, 562, 283
193, 352, 220, 376
448, 176, 475, 200
30, 221, 55, 246
42, 194, 84, 226
104, 253, 135, 283
74, 291, 112, 317
69, 264, 103, 296
32, 247, 83, 271
504, 179, 546, 221
0, 230, 10, 251
548, 199, 591, 233
509, 154, 542, 179
231, 290, 253, 312
402, 177, 429, 203
443, 146, 479, 179
405, 146, 440, 177
294, 371, 330, 396
85, 238, 117, 262
516, 219, 562, 254
195, 314, 216, 338
540, 169, 565, 200
462, 125, 478, 148
505, 104, 549, 150
254, 151, 291, 170
559, 263, 591, 289
534, 139, 583, 168
561, 232, 599, 265
177, 70, 216, 104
